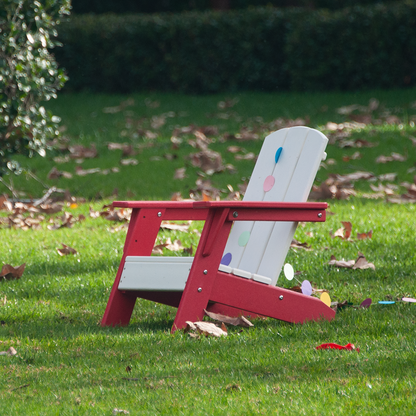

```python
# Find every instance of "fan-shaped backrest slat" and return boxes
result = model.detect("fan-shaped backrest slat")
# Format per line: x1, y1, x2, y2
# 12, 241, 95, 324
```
220, 126, 328, 285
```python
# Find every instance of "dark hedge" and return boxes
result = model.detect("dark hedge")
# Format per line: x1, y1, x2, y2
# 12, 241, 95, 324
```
71, 0, 388, 15
55, 2, 416, 93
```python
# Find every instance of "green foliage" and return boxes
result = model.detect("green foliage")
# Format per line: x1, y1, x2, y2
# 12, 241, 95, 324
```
56, 8, 305, 94
55, 2, 416, 94
0, 0, 70, 176
286, 2, 416, 91
70, 0, 389, 15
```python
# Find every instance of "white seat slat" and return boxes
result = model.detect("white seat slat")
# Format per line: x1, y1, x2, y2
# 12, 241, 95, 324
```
119, 256, 192, 291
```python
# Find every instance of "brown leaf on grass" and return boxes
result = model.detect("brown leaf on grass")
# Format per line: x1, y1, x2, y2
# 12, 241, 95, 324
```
173, 167, 186, 180
353, 253, 376, 270
227, 146, 244, 153
160, 221, 190, 232
376, 153, 406, 163
0, 264, 25, 280
47, 167, 73, 180
331, 221, 352, 239
103, 209, 130, 222
357, 230, 373, 240
151, 244, 166, 255
53, 155, 70, 164
57, 244, 77, 256
69, 144, 98, 159
328, 253, 375, 270
185, 321, 227, 337
0, 347, 17, 356
204, 309, 254, 327
348, 114, 373, 124
339, 138, 377, 148
234, 128, 260, 141
120, 158, 138, 166
0, 195, 11, 211
103, 98, 134, 114
108, 142, 135, 156
89, 206, 101, 218
287, 285, 303, 293
336, 171, 375, 182
38, 203, 63, 214
47, 212, 75, 230
269, 117, 310, 130
152, 238, 190, 254
290, 239, 312, 251
328, 255, 355, 268
342, 151, 361, 162
217, 98, 239, 109
189, 149, 224, 175
75, 166, 101, 176
234, 152, 256, 161
379, 173, 398, 182
165, 238, 185, 252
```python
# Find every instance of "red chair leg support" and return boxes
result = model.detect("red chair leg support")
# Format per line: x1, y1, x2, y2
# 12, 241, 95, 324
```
101, 208, 164, 327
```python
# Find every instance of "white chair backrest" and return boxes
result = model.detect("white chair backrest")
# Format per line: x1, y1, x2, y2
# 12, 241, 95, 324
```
220, 126, 328, 285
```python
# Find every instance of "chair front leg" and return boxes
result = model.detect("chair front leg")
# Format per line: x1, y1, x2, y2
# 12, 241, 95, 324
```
172, 207, 233, 332
101, 208, 164, 326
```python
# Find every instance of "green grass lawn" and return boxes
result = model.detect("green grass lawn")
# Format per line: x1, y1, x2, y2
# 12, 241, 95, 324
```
1, 88, 416, 415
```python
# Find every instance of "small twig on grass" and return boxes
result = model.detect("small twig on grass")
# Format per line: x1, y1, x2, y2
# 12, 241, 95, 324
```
9, 384, 30, 392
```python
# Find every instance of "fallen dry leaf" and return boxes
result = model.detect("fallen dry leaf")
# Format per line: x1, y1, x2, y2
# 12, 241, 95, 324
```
331, 221, 352, 240
376, 153, 406, 163
342, 151, 361, 162
204, 309, 254, 327
0, 263, 26, 280
328, 253, 375, 270
112, 408, 130, 415
160, 222, 190, 232
57, 243, 77, 256
235, 152, 256, 161
75, 166, 101, 176
120, 158, 138, 166
189, 148, 224, 175
357, 230, 373, 240
0, 347, 17, 356
328, 255, 355, 268
227, 145, 244, 153
173, 167, 186, 180
101, 208, 131, 222
47, 212, 76, 230
47, 167, 73, 180
69, 144, 98, 159
340, 138, 377, 148
103, 98, 134, 114
290, 239, 312, 251
185, 321, 227, 337
353, 253, 376, 270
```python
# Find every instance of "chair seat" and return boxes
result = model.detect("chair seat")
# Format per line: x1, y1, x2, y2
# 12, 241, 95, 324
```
118, 256, 272, 292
